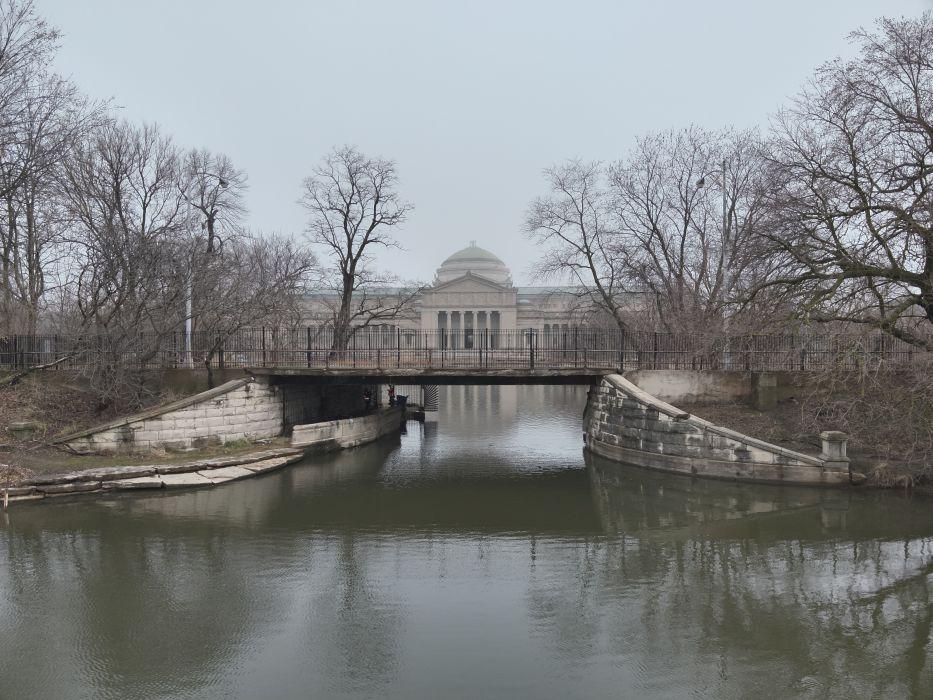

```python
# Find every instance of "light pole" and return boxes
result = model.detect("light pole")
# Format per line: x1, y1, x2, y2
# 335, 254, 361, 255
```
695, 158, 729, 261
696, 159, 733, 367
183, 174, 229, 368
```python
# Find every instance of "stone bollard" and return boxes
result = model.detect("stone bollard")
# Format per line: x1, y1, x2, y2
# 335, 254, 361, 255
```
819, 431, 850, 470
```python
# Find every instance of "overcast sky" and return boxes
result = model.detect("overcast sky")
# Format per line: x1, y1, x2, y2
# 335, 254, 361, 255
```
40, 0, 931, 285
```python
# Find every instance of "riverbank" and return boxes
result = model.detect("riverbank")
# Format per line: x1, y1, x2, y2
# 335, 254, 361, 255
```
0, 372, 184, 474
1, 446, 310, 505
2, 406, 408, 506
680, 400, 931, 491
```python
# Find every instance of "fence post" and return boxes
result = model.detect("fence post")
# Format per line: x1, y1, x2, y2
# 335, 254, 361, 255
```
261, 326, 267, 367
653, 332, 659, 370
619, 329, 625, 370
218, 336, 225, 369
529, 330, 535, 369
307, 327, 312, 367
485, 327, 489, 369
397, 327, 401, 368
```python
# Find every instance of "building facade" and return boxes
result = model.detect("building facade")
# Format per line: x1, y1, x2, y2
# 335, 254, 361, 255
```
303, 243, 606, 347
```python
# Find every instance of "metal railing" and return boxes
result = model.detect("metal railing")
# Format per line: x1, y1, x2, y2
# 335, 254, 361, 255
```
0, 327, 927, 373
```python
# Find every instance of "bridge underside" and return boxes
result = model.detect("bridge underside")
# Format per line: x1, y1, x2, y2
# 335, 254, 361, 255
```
249, 367, 607, 385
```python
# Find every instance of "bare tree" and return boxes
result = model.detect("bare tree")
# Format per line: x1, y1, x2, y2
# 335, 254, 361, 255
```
300, 146, 416, 350
525, 160, 631, 332
0, 0, 60, 200
180, 148, 247, 253
751, 13, 933, 351
0, 0, 100, 335
59, 120, 189, 407
609, 127, 775, 333
191, 234, 317, 387
0, 76, 100, 334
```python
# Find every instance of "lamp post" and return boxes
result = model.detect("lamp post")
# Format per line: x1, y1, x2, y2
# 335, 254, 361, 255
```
696, 159, 733, 367
695, 158, 729, 262
184, 174, 229, 368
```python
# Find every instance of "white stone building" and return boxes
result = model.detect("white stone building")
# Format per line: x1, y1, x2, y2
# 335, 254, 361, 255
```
303, 242, 642, 346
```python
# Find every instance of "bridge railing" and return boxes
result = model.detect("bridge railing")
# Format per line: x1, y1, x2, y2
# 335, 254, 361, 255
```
0, 328, 927, 372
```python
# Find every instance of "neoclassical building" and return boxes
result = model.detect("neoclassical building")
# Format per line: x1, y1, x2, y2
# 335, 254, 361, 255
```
303, 242, 636, 346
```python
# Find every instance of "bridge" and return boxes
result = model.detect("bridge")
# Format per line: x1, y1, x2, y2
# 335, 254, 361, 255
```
1, 327, 922, 385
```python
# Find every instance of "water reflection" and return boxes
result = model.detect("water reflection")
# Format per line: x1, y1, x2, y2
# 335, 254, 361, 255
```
586, 452, 933, 697
0, 386, 931, 699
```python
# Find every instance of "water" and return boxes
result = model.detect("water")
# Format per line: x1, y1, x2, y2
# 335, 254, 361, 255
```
1, 385, 932, 699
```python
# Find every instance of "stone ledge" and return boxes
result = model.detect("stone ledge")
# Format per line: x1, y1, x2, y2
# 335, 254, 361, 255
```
605, 374, 690, 420
16, 447, 303, 487
588, 438, 850, 486
3, 450, 308, 504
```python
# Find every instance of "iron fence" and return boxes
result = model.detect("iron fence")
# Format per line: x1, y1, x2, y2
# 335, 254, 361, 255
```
0, 327, 927, 373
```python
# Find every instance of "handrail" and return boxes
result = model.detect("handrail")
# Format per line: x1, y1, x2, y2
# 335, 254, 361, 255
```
0, 328, 928, 372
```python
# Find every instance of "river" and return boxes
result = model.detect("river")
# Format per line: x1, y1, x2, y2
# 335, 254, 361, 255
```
1, 385, 932, 699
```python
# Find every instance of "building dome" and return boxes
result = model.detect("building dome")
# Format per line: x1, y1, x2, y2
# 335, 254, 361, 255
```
435, 241, 512, 285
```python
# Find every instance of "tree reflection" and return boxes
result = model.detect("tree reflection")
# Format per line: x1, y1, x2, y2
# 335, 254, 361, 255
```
2, 388, 931, 698
572, 453, 933, 696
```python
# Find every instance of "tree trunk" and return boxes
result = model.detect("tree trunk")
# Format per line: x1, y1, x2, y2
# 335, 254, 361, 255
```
204, 349, 216, 389
330, 278, 354, 352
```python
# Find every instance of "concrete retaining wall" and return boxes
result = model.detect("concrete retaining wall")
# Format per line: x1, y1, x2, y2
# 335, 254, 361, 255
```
624, 370, 753, 404
584, 374, 853, 486
292, 407, 405, 450
60, 377, 294, 454
623, 369, 810, 410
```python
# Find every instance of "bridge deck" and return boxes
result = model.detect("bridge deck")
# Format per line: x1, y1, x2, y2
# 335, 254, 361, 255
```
250, 367, 608, 385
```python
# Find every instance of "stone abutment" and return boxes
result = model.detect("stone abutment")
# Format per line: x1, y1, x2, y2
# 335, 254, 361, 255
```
584, 374, 856, 486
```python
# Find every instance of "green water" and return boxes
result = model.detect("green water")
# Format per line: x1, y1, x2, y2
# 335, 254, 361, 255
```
1, 386, 931, 699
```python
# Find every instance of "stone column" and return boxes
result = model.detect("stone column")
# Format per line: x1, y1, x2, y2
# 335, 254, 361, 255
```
437, 311, 448, 350
464, 311, 474, 349
477, 311, 487, 350
451, 311, 461, 349
820, 431, 850, 471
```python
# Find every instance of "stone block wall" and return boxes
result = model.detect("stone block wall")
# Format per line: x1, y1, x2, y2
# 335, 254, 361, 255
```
291, 407, 405, 450
61, 377, 287, 454
584, 374, 852, 486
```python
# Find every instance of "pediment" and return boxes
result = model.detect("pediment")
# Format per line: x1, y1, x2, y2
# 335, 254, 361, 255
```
430, 272, 512, 293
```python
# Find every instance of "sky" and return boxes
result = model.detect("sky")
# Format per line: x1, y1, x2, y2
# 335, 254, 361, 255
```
39, 0, 932, 285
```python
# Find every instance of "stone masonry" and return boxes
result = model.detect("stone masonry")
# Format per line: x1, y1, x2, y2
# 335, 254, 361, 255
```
60, 377, 291, 454
584, 374, 856, 486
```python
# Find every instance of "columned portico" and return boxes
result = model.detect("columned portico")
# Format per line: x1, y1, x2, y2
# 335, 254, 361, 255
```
308, 243, 639, 343
424, 309, 505, 348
